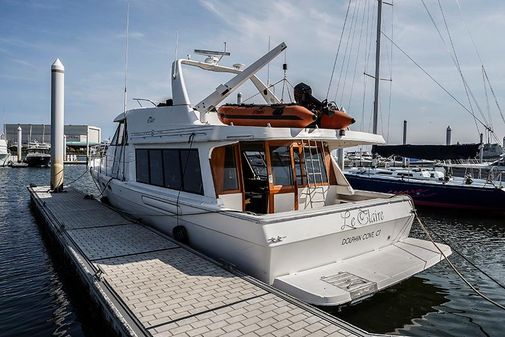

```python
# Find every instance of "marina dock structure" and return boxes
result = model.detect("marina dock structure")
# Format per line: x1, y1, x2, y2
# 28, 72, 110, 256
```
29, 186, 385, 337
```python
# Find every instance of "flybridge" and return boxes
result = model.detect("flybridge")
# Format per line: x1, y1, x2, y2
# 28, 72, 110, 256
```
171, 42, 287, 120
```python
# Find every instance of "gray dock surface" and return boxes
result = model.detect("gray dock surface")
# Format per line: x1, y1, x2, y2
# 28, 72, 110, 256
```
29, 186, 384, 337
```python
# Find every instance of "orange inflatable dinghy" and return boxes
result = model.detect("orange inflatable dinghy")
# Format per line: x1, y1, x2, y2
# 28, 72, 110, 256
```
319, 109, 355, 129
218, 104, 316, 128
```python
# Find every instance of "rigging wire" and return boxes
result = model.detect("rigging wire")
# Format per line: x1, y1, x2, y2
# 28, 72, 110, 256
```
419, 0, 481, 137
338, 0, 364, 105
347, 0, 369, 112
454, 0, 505, 126
361, 0, 376, 133
334, 0, 360, 103
382, 32, 494, 135
326, 0, 352, 101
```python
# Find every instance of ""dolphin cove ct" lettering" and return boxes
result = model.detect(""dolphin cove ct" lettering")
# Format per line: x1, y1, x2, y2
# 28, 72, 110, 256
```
341, 229, 382, 245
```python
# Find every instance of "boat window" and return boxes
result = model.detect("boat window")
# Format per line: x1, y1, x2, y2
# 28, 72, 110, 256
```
111, 123, 120, 145
269, 145, 293, 186
303, 146, 328, 184
163, 149, 182, 190
211, 145, 239, 195
243, 150, 267, 179
180, 149, 204, 195
116, 122, 125, 145
135, 149, 149, 184
135, 148, 203, 195
149, 150, 164, 186
293, 150, 305, 185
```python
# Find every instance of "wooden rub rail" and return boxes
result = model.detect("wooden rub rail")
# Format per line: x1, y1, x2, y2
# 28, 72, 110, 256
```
29, 186, 384, 337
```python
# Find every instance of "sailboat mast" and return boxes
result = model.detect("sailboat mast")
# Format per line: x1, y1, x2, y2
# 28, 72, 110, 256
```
373, 0, 383, 134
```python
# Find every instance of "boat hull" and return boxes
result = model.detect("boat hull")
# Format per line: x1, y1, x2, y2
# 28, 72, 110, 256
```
91, 168, 450, 305
345, 174, 505, 212
25, 155, 51, 167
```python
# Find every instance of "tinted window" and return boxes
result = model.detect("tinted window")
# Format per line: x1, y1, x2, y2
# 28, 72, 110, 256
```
269, 146, 293, 186
136, 149, 149, 183
223, 146, 239, 191
180, 149, 203, 195
163, 149, 182, 189
149, 150, 164, 186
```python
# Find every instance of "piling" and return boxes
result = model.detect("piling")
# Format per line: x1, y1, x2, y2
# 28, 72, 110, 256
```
51, 59, 64, 191
446, 126, 452, 146
479, 133, 484, 163
17, 125, 22, 163
402, 120, 407, 167
402, 120, 407, 145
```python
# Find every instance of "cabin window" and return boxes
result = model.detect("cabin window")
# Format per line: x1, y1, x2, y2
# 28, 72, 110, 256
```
135, 149, 149, 183
293, 150, 305, 186
117, 122, 125, 145
111, 121, 127, 146
303, 146, 328, 184
180, 150, 204, 195
135, 148, 203, 195
149, 150, 164, 186
269, 145, 293, 186
163, 149, 181, 189
211, 145, 240, 195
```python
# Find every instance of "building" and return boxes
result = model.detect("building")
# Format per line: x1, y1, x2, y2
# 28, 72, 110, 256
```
3, 124, 101, 149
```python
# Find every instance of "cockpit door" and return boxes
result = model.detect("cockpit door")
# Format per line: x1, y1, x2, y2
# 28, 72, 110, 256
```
266, 142, 296, 213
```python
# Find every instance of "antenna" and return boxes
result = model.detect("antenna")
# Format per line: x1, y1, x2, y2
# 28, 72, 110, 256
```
174, 31, 179, 60
194, 48, 230, 65
122, 0, 130, 114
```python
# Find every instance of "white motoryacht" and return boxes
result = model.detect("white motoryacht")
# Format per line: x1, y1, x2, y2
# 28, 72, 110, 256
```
90, 43, 450, 306
24, 140, 51, 167
0, 138, 8, 164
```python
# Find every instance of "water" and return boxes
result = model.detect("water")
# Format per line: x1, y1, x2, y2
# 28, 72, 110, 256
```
0, 166, 504, 336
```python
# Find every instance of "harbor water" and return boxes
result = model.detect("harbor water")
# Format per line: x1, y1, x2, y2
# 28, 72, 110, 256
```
0, 166, 504, 336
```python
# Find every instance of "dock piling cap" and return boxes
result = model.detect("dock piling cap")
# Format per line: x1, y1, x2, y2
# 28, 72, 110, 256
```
51, 58, 64, 72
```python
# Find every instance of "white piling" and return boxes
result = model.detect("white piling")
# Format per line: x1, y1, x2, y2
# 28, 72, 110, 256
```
17, 125, 22, 163
51, 59, 64, 192
237, 92, 242, 105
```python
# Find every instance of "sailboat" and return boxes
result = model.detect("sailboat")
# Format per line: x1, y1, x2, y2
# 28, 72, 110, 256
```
339, 1, 505, 212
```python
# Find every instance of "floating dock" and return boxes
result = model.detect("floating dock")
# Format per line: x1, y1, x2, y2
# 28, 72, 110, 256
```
29, 186, 385, 337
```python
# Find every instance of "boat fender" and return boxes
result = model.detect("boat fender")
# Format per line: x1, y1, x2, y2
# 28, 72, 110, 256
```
173, 225, 189, 244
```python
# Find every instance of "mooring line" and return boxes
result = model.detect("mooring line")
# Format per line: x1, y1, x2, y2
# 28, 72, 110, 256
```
414, 211, 505, 311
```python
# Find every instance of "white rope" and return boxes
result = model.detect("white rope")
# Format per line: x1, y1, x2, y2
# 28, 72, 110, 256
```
414, 211, 505, 311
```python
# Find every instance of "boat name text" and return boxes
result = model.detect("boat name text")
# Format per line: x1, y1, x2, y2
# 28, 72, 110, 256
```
341, 208, 384, 229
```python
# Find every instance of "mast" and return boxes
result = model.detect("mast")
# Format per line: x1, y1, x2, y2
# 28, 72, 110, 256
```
372, 0, 383, 134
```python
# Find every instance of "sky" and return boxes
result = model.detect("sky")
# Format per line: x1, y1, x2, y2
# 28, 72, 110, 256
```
1, 0, 505, 145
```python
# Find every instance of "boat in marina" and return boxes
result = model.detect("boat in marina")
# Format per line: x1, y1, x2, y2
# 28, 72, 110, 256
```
345, 166, 505, 211
0, 138, 8, 165
24, 141, 50, 167
90, 42, 450, 306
